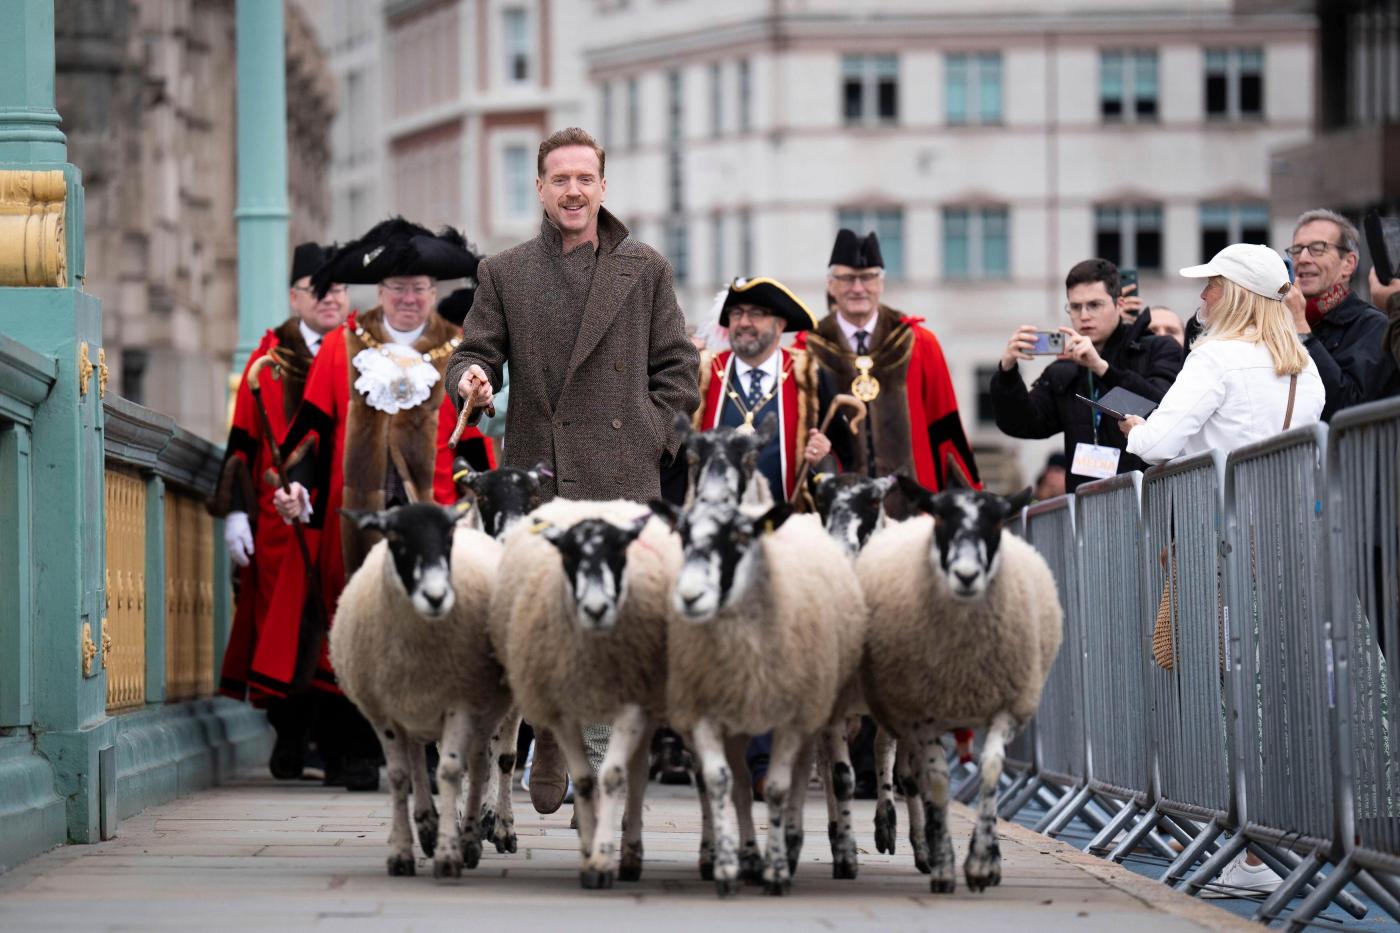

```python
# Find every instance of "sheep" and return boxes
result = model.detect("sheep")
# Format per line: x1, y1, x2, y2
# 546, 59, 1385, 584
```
857, 474, 1060, 894
677, 411, 777, 512
649, 497, 866, 897
489, 498, 680, 889
329, 503, 511, 879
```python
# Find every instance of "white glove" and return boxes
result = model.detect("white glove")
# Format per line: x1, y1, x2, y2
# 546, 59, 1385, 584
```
273, 482, 313, 525
224, 511, 254, 567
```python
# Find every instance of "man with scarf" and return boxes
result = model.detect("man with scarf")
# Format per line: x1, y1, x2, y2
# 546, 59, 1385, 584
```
804, 229, 980, 796
1284, 208, 1398, 419
210, 242, 348, 780
264, 219, 495, 790
694, 277, 854, 502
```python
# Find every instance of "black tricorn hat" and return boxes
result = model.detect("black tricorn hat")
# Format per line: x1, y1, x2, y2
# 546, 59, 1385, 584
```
290, 242, 330, 285
309, 218, 480, 297
718, 277, 817, 332
436, 286, 477, 327
829, 228, 884, 269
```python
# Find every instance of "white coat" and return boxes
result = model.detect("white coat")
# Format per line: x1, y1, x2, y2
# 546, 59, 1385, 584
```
1124, 337, 1325, 464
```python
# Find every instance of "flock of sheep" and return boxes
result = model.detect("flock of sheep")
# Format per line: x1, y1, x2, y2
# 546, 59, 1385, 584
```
327, 415, 1064, 898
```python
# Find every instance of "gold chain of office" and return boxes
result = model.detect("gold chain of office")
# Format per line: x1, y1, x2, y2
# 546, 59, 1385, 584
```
353, 323, 461, 363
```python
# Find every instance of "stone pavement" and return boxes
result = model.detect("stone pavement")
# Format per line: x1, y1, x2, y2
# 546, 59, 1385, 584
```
0, 775, 1252, 932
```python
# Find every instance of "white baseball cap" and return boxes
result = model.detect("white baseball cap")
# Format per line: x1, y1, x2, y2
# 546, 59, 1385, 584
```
1179, 243, 1292, 301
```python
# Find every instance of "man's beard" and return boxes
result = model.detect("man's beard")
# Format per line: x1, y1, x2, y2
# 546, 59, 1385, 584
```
731, 330, 776, 359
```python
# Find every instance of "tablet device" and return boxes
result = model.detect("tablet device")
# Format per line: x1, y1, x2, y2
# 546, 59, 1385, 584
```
1076, 386, 1158, 421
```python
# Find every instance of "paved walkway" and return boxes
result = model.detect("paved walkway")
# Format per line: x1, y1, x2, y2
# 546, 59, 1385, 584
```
0, 775, 1252, 932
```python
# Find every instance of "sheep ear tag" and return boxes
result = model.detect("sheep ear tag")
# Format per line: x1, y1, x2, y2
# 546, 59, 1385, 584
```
454, 500, 473, 513
528, 519, 553, 535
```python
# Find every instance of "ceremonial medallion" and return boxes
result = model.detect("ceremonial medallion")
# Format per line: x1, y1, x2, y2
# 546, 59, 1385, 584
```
734, 419, 756, 436
852, 355, 881, 402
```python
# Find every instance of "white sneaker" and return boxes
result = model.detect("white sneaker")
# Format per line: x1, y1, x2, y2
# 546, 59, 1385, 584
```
1199, 851, 1283, 898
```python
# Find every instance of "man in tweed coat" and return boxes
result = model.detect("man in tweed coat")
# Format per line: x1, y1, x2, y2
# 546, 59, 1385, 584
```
448, 127, 699, 503
447, 127, 699, 815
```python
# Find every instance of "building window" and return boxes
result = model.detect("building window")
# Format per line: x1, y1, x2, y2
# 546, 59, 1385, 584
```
1095, 203, 1163, 272
739, 209, 754, 272
709, 62, 723, 138
667, 70, 683, 143
1199, 201, 1270, 261
600, 82, 613, 148
502, 7, 531, 84
946, 53, 1002, 125
737, 58, 752, 132
842, 54, 898, 125
711, 213, 725, 285
975, 364, 1001, 426
503, 144, 532, 220
837, 207, 904, 281
943, 206, 1010, 281
1206, 48, 1264, 119
665, 218, 689, 284
626, 77, 640, 150
1100, 49, 1158, 122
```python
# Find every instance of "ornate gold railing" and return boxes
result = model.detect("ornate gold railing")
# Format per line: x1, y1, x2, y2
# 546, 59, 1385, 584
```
165, 491, 214, 701
104, 466, 147, 712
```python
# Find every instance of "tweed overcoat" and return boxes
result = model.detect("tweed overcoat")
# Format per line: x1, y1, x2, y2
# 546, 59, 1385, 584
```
447, 209, 700, 502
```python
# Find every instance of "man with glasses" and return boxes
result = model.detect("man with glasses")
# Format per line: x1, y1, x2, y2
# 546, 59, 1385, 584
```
211, 242, 349, 781
1284, 208, 1398, 419
991, 258, 1183, 492
805, 229, 980, 515
260, 219, 493, 790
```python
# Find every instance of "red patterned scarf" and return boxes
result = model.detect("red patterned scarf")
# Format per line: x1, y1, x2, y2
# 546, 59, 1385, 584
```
1305, 282, 1349, 327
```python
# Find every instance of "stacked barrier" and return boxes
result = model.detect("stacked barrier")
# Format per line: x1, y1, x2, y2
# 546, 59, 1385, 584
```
1014, 401, 1400, 928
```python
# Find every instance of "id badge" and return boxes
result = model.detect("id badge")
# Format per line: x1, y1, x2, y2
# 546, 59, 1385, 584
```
1071, 442, 1121, 480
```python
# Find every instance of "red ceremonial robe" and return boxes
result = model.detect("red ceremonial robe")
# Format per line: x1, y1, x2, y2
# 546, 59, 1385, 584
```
210, 319, 314, 702
248, 309, 496, 700
694, 348, 821, 502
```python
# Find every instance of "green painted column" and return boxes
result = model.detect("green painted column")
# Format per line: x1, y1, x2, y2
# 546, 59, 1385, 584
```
0, 0, 112, 845
233, 0, 290, 374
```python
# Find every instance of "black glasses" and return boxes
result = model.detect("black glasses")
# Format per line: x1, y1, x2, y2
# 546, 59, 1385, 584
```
1285, 241, 1348, 259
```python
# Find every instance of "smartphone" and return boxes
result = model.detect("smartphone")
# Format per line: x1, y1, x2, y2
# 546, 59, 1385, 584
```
1364, 211, 1400, 285
1029, 331, 1065, 355
1120, 268, 1141, 316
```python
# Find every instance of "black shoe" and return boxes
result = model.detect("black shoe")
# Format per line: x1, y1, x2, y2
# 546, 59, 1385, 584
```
854, 772, 878, 800
341, 757, 381, 792
269, 734, 306, 781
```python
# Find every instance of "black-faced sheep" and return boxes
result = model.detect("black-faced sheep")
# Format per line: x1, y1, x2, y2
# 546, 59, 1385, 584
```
858, 475, 1060, 894
489, 499, 679, 889
329, 503, 511, 879
650, 498, 866, 897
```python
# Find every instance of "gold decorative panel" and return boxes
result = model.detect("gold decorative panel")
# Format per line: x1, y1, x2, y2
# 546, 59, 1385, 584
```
165, 492, 214, 701
104, 467, 147, 712
0, 169, 67, 287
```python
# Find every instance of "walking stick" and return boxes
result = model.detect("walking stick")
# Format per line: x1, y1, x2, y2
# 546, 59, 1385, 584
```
246, 355, 327, 691
447, 389, 497, 448
791, 393, 869, 498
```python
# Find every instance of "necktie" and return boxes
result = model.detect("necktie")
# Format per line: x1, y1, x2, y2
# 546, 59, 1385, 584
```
747, 369, 766, 408
855, 330, 870, 354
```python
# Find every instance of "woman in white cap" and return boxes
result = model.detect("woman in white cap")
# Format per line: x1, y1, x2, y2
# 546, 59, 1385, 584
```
1120, 243, 1325, 463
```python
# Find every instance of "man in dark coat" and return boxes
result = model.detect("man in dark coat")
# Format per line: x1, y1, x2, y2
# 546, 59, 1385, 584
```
991, 258, 1184, 492
447, 126, 700, 816
1285, 209, 1399, 419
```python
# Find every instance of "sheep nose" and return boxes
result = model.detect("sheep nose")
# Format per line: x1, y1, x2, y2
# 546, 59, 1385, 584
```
584, 604, 607, 622
423, 590, 445, 609
680, 592, 702, 609
954, 569, 979, 588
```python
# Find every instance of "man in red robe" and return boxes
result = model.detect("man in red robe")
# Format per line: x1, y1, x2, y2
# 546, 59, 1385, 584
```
210, 242, 348, 780
261, 219, 495, 790
805, 229, 980, 512
694, 276, 854, 502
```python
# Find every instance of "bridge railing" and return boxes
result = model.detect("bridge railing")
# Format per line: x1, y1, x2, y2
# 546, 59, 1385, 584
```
1017, 402, 1400, 929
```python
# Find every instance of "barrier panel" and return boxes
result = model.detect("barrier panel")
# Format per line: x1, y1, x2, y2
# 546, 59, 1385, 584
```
104, 465, 147, 712
165, 490, 215, 702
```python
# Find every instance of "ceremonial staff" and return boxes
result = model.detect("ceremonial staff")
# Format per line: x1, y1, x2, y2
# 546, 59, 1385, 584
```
792, 393, 869, 496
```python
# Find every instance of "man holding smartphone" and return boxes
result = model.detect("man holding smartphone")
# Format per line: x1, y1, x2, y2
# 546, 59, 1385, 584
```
990, 258, 1184, 492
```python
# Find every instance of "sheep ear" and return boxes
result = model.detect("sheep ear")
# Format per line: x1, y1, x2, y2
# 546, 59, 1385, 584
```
874, 475, 898, 498
539, 524, 567, 548
895, 473, 936, 513
528, 460, 555, 484
450, 500, 476, 525
620, 513, 650, 543
339, 507, 387, 532
753, 412, 779, 448
756, 501, 793, 536
648, 498, 681, 530
1003, 486, 1033, 516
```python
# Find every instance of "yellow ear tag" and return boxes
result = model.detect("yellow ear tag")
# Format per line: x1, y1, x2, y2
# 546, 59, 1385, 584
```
812, 472, 829, 485
452, 468, 470, 483
762, 519, 775, 535
454, 500, 473, 513
528, 519, 552, 535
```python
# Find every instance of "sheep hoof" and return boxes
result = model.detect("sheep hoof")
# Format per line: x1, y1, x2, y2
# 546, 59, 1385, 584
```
785, 829, 804, 875
832, 857, 858, 880
714, 877, 740, 898
699, 858, 715, 881
580, 867, 615, 890
386, 853, 416, 877
415, 812, 439, 858
619, 841, 643, 881
739, 850, 764, 885
432, 854, 463, 880
929, 877, 956, 894
478, 807, 496, 840
914, 853, 931, 875
763, 877, 791, 897
494, 831, 518, 854
462, 839, 482, 870
874, 801, 897, 854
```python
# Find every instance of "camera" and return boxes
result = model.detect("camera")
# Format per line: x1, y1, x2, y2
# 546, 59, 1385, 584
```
1029, 331, 1065, 355
1365, 211, 1399, 286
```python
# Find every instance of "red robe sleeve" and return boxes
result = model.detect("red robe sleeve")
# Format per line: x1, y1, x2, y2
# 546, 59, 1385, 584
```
279, 321, 347, 529
907, 321, 981, 492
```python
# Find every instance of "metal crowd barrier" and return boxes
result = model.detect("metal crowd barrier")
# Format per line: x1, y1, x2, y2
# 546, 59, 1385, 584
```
1136, 451, 1236, 880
